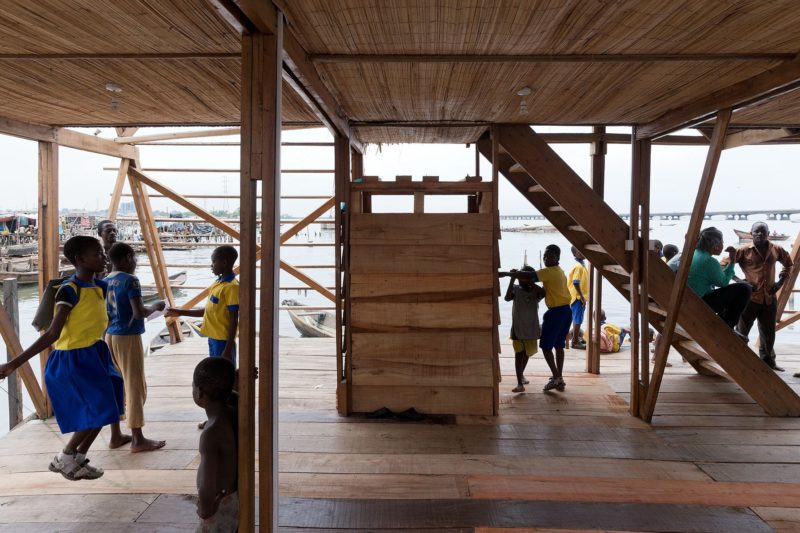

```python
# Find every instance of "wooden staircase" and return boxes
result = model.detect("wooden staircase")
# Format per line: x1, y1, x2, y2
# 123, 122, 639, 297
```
478, 124, 800, 417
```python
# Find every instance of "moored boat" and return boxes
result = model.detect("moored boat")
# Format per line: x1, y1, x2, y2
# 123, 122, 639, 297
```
141, 271, 188, 303
282, 299, 335, 338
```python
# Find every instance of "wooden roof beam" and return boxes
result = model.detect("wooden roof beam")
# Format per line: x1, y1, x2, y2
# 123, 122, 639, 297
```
0, 115, 136, 158
723, 127, 792, 149
207, 0, 363, 153
310, 53, 797, 64
636, 56, 800, 140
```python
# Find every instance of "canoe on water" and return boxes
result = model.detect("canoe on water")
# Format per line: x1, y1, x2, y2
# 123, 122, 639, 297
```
734, 229, 789, 241
282, 299, 335, 338
149, 320, 198, 352
141, 271, 187, 303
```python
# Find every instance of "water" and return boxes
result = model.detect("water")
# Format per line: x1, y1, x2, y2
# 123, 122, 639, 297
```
1, 219, 797, 436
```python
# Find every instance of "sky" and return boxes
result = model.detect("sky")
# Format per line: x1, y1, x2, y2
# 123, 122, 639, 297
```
0, 125, 799, 217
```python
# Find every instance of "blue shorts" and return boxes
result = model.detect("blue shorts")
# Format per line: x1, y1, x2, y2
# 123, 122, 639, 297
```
208, 338, 237, 366
540, 305, 572, 350
570, 300, 585, 325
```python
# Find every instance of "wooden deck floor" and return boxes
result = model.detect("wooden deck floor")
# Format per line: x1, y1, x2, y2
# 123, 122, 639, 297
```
0, 337, 799, 532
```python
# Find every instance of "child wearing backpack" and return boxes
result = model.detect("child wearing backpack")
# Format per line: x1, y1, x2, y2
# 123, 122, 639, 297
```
0, 236, 124, 480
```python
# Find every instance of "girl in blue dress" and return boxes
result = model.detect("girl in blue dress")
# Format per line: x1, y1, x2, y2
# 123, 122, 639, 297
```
0, 236, 124, 480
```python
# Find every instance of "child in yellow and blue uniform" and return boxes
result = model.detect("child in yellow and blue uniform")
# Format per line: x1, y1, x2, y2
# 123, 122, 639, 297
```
533, 244, 572, 392
0, 236, 124, 480
567, 246, 589, 349
167, 245, 239, 364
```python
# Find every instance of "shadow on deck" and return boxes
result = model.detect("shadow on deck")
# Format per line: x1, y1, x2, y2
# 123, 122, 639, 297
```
0, 337, 799, 532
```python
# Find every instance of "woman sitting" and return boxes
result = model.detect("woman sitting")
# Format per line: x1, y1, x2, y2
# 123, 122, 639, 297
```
687, 227, 751, 331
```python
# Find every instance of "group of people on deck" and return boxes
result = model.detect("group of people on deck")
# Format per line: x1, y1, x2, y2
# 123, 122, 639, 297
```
504, 221, 795, 394
0, 220, 241, 532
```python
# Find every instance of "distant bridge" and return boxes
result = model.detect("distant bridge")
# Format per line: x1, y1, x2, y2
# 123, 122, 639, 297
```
500, 209, 800, 222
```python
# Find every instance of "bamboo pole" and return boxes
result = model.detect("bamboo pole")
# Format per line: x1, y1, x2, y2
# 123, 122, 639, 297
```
641, 108, 732, 422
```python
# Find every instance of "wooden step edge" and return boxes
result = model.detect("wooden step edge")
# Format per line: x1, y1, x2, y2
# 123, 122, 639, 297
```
584, 244, 607, 253
647, 303, 666, 316
548, 205, 566, 212
509, 163, 526, 173
567, 225, 587, 233
601, 264, 628, 277
677, 340, 711, 360
696, 359, 731, 380
527, 184, 545, 193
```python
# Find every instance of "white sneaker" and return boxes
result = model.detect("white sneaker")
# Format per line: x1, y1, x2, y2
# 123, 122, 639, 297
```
48, 453, 104, 480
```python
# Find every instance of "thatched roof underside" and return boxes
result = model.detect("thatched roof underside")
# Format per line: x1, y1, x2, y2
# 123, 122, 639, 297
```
2, 1, 800, 142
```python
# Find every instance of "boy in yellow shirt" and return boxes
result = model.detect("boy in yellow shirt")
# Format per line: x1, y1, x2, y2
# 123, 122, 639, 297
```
567, 246, 589, 349
167, 245, 240, 364
533, 244, 572, 392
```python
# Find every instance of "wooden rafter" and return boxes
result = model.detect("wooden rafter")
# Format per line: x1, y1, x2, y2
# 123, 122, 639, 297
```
207, 0, 364, 153
637, 57, 800, 139
0, 53, 239, 60
309, 53, 796, 63
115, 128, 240, 144
724, 128, 792, 149
0, 115, 136, 159
641, 108, 731, 422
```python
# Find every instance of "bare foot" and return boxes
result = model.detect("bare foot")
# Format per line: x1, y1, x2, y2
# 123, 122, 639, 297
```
131, 438, 166, 453
512, 384, 525, 393
108, 434, 133, 449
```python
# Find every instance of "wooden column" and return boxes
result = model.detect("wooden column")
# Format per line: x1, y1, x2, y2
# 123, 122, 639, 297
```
107, 158, 131, 219
636, 139, 652, 396
37, 141, 58, 415
3, 279, 22, 428
586, 126, 606, 374
490, 126, 501, 414
334, 135, 349, 414
628, 134, 642, 416
642, 108, 732, 421
241, 16, 283, 531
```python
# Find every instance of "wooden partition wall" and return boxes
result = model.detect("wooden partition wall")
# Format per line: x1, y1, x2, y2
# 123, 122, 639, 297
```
340, 177, 499, 416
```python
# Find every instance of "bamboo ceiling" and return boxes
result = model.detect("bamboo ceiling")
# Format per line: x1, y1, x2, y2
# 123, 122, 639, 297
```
1, 1, 800, 142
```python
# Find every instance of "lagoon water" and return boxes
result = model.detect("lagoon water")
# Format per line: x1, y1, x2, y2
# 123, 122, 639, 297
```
1, 218, 797, 436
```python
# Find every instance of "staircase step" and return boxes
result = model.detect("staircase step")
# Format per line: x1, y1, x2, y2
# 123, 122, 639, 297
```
567, 225, 587, 233
584, 244, 608, 254
528, 184, 545, 192
601, 264, 629, 277
648, 303, 666, 316
697, 359, 731, 380
548, 205, 566, 212
678, 340, 710, 360
509, 163, 526, 173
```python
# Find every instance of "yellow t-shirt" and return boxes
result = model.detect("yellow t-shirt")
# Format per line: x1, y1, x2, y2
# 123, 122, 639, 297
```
200, 275, 240, 340
567, 261, 589, 304
535, 266, 571, 309
53, 279, 109, 350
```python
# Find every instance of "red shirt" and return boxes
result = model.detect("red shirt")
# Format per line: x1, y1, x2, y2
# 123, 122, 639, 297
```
734, 242, 793, 305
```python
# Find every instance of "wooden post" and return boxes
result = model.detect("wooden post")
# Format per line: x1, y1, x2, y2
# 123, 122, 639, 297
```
37, 141, 58, 415
108, 158, 131, 219
776, 230, 800, 321
241, 15, 283, 531
2, 279, 22, 428
637, 139, 652, 400
587, 126, 606, 374
490, 126, 501, 414
641, 108, 732, 422
334, 135, 349, 414
628, 133, 642, 416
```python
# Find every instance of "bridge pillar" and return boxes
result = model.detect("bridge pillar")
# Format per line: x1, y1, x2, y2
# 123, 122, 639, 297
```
782, 213, 790, 220
768, 213, 777, 220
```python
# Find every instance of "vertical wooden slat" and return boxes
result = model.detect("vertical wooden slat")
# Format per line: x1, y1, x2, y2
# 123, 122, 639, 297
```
628, 134, 641, 417
2, 279, 22, 428
642, 108, 732, 422
238, 30, 258, 533
37, 141, 58, 415
245, 14, 283, 532
638, 139, 652, 402
334, 135, 349, 414
776, 230, 800, 322
346, 149, 362, 412
490, 126, 501, 415
587, 126, 606, 374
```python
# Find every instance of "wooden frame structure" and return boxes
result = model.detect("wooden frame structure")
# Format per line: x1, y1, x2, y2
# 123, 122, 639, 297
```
3, 3, 800, 531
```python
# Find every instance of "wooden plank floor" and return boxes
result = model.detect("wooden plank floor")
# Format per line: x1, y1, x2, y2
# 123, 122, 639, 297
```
0, 336, 798, 531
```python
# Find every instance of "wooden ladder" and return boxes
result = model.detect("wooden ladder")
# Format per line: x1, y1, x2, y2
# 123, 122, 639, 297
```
478, 125, 800, 418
